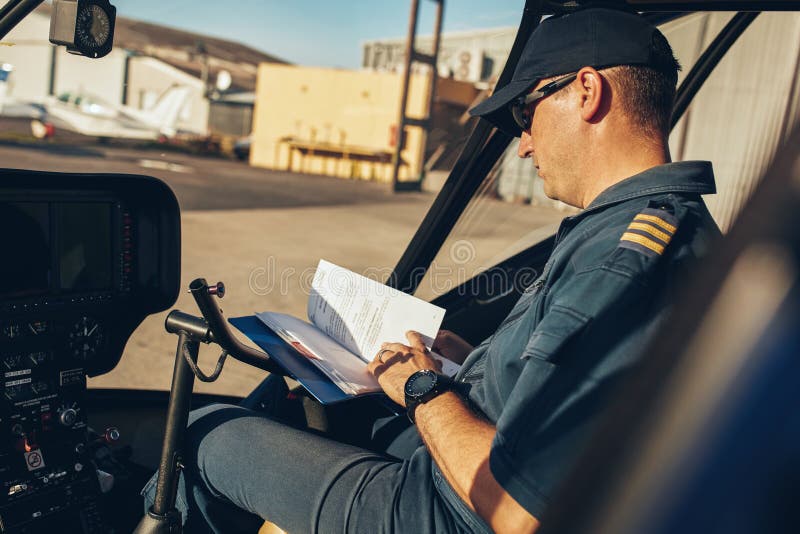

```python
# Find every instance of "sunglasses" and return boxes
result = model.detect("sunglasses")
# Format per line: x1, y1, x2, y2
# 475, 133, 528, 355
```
509, 73, 578, 131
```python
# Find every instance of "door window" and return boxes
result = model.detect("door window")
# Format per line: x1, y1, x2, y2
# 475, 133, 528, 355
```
415, 12, 800, 301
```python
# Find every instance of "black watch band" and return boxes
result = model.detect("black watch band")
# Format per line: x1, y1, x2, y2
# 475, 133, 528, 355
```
404, 370, 454, 423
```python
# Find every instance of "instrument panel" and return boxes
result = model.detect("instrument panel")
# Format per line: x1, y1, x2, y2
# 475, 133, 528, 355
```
0, 169, 180, 532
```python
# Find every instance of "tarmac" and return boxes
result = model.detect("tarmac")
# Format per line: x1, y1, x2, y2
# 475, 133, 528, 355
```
0, 140, 565, 396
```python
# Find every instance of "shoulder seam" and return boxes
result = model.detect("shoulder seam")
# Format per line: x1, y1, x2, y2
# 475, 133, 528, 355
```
589, 186, 709, 211
572, 264, 649, 285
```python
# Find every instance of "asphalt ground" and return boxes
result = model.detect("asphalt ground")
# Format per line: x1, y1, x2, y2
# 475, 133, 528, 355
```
0, 139, 423, 211
0, 140, 565, 396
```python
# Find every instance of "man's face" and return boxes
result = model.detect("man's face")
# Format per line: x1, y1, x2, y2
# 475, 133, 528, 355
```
516, 76, 582, 206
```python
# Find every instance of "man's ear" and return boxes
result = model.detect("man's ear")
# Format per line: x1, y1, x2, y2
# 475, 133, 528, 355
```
577, 67, 603, 122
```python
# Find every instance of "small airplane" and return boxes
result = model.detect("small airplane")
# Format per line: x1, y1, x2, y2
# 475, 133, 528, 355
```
0, 63, 45, 121
37, 84, 195, 141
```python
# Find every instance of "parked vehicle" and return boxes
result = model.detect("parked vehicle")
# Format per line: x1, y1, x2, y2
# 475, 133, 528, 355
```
233, 135, 251, 161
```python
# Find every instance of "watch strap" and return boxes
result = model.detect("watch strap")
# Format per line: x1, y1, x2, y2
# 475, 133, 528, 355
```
405, 371, 454, 423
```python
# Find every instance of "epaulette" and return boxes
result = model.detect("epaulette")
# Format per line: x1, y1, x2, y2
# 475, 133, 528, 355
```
618, 207, 679, 257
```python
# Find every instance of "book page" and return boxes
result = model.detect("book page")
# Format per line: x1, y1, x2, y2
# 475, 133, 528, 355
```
256, 311, 381, 396
307, 260, 458, 375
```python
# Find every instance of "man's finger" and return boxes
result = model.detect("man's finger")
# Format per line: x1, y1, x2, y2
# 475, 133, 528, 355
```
406, 331, 428, 352
374, 348, 394, 364
382, 342, 411, 353
431, 330, 447, 350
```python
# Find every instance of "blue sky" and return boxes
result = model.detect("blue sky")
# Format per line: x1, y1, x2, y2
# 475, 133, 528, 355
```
117, 0, 525, 68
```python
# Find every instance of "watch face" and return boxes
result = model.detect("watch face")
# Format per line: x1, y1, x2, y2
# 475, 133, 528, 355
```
405, 370, 437, 398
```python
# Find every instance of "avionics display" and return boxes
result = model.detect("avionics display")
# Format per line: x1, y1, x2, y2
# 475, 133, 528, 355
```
58, 203, 112, 292
0, 201, 114, 299
0, 202, 50, 298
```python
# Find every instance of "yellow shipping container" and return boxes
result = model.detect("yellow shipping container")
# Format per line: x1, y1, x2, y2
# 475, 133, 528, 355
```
250, 64, 432, 183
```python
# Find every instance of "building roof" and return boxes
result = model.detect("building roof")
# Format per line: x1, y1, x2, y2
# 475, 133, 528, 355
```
362, 26, 517, 47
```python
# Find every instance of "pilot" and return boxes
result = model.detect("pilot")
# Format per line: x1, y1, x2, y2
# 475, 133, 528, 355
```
142, 8, 721, 533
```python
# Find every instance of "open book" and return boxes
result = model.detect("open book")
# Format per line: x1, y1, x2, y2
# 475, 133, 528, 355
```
231, 260, 458, 403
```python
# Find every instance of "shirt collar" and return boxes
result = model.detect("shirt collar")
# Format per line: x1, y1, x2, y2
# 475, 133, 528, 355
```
584, 161, 716, 213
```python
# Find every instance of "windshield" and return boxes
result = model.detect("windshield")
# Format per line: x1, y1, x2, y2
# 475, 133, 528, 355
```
0, 1, 524, 395
4, 5, 798, 396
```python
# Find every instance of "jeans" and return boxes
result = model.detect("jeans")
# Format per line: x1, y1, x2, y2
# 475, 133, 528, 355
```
141, 376, 490, 533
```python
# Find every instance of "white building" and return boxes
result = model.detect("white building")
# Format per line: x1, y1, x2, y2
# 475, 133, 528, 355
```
362, 27, 517, 85
1, 6, 286, 138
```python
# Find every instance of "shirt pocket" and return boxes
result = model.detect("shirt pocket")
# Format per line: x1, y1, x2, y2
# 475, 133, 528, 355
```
491, 277, 547, 339
522, 304, 591, 362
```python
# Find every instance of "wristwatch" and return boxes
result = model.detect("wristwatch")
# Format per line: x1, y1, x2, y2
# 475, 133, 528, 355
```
404, 369, 454, 423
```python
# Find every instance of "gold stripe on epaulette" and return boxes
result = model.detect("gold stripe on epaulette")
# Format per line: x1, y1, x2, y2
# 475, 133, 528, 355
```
621, 232, 665, 254
627, 222, 672, 243
634, 213, 677, 234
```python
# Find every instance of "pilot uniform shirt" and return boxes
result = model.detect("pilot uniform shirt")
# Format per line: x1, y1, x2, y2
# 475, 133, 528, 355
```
448, 161, 720, 521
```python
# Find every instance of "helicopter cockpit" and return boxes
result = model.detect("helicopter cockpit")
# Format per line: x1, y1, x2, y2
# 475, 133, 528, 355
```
0, 169, 180, 532
1, 1, 800, 533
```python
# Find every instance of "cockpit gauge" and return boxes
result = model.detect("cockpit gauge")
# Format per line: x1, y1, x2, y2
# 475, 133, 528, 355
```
30, 381, 50, 396
49, 0, 117, 59
75, 2, 112, 54
3, 353, 24, 370
4, 384, 26, 402
26, 321, 49, 336
68, 317, 104, 361
28, 352, 52, 367
3, 323, 22, 340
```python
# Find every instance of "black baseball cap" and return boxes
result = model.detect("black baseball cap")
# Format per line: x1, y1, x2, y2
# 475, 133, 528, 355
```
469, 8, 675, 136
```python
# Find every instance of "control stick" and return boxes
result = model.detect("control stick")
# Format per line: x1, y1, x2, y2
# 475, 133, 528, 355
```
134, 278, 285, 534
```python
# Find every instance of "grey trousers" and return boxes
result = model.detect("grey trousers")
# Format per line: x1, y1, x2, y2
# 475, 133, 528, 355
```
141, 376, 491, 533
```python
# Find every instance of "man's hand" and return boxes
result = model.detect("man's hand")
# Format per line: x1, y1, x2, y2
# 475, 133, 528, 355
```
432, 329, 474, 364
367, 331, 442, 406
368, 335, 540, 533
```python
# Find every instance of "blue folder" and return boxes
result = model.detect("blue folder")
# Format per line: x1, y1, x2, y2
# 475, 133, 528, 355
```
229, 315, 386, 405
